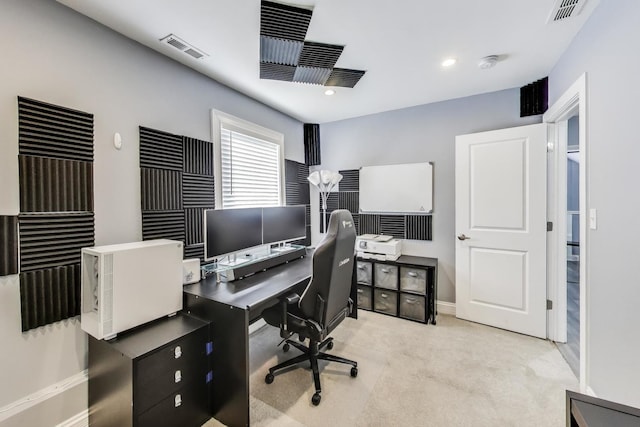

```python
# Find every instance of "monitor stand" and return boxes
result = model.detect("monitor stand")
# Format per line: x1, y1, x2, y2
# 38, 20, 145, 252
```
218, 255, 249, 267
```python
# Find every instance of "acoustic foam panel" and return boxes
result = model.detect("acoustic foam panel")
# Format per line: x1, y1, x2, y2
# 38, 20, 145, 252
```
183, 137, 214, 176
0, 216, 19, 276
304, 124, 321, 166
359, 214, 380, 235
379, 215, 406, 239
20, 264, 80, 331
140, 168, 183, 211
139, 126, 183, 170
18, 213, 95, 272
19, 156, 93, 213
141, 210, 185, 242
183, 174, 214, 209
260, 0, 312, 41
284, 159, 311, 245
18, 96, 94, 162
339, 191, 359, 214
338, 169, 360, 191
185, 208, 206, 246
406, 215, 432, 240
185, 244, 205, 262
520, 76, 548, 117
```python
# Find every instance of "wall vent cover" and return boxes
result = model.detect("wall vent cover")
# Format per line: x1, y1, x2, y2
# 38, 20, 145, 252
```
160, 34, 208, 59
547, 0, 587, 23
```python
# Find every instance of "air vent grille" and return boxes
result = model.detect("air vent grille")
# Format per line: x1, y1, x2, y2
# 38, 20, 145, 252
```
160, 34, 208, 59
547, 0, 587, 23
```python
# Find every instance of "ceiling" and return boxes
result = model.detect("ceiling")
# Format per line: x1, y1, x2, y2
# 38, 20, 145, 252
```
57, 0, 598, 124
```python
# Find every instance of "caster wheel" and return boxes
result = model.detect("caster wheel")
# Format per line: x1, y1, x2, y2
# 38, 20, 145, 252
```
311, 393, 321, 406
433, 320, 437, 325
327, 341, 334, 350
265, 373, 274, 384
350, 367, 358, 378
283, 343, 290, 352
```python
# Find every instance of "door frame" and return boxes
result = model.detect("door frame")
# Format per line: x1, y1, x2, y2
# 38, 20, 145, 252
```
543, 73, 588, 391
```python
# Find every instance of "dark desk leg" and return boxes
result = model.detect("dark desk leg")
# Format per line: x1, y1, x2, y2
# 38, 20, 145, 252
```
185, 295, 250, 427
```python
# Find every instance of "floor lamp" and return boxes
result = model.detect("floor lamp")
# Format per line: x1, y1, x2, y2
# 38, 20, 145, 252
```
307, 170, 342, 233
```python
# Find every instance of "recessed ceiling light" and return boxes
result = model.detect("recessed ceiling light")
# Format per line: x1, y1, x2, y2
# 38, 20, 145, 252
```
441, 58, 457, 67
324, 89, 336, 96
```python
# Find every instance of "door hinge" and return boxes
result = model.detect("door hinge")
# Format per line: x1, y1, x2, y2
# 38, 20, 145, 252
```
547, 299, 553, 310
547, 221, 553, 232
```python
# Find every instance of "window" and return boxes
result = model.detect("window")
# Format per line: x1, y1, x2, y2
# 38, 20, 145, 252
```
212, 110, 284, 208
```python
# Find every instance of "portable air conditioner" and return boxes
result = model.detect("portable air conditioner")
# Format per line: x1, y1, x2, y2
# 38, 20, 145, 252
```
80, 239, 184, 340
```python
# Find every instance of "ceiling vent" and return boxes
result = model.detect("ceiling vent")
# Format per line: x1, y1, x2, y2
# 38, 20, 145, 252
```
160, 34, 208, 59
547, 0, 587, 23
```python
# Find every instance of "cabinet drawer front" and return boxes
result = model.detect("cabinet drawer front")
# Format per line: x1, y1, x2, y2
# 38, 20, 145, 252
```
356, 261, 372, 284
374, 289, 398, 316
134, 355, 207, 415
356, 285, 372, 310
135, 327, 208, 391
374, 264, 398, 289
400, 267, 427, 294
399, 294, 426, 322
136, 379, 209, 427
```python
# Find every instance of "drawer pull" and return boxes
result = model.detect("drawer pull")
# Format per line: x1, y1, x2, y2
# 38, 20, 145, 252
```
380, 293, 388, 298
357, 289, 363, 294
357, 265, 365, 270
174, 394, 182, 408
405, 298, 417, 304
175, 370, 182, 383
408, 272, 418, 277
174, 346, 182, 359
381, 268, 390, 273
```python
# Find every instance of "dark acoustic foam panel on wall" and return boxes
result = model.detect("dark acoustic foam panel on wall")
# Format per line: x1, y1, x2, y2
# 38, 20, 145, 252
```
304, 124, 321, 166
359, 214, 380, 235
338, 169, 359, 191
18, 97, 94, 162
19, 213, 94, 272
0, 216, 19, 276
140, 168, 183, 211
260, 36, 303, 65
19, 156, 93, 213
139, 127, 183, 170
141, 210, 185, 242
183, 137, 213, 176
260, 62, 297, 82
185, 208, 206, 246
185, 244, 204, 262
285, 159, 311, 245
379, 215, 406, 239
293, 67, 332, 85
260, 0, 312, 41
339, 191, 359, 214
183, 174, 214, 209
298, 42, 344, 69
406, 215, 432, 240
520, 76, 548, 117
325, 68, 366, 88
20, 264, 80, 331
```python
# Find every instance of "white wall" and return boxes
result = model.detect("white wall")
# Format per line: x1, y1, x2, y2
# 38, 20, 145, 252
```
0, 0, 302, 424
547, 0, 640, 408
317, 90, 540, 303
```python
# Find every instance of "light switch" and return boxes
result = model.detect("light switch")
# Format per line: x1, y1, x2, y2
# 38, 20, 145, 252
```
589, 209, 597, 230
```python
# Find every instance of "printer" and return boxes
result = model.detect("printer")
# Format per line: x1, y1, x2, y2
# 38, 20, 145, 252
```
356, 234, 402, 261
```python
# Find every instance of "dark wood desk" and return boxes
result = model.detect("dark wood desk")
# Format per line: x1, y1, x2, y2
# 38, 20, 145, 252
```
183, 254, 312, 427
567, 390, 640, 426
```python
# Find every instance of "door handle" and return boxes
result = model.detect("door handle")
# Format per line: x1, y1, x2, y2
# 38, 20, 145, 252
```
457, 234, 470, 241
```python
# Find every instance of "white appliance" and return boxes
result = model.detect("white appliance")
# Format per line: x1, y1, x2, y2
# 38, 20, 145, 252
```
356, 234, 402, 261
182, 258, 201, 284
81, 239, 184, 340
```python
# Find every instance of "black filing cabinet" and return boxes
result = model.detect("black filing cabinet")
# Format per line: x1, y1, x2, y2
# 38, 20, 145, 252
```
88, 313, 212, 427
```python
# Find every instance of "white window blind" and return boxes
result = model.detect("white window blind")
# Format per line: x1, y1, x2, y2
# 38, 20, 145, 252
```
220, 126, 281, 208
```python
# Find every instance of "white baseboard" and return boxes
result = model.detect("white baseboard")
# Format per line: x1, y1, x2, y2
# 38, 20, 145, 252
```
436, 300, 456, 316
56, 410, 88, 427
0, 370, 87, 423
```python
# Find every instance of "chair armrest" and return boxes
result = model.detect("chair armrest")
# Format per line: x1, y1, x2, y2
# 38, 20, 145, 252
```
280, 293, 300, 337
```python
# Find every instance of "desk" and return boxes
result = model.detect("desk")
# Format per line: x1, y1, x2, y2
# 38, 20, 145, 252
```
183, 253, 313, 427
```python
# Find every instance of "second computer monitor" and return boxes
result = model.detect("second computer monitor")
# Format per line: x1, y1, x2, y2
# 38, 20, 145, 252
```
262, 205, 306, 244
204, 207, 263, 261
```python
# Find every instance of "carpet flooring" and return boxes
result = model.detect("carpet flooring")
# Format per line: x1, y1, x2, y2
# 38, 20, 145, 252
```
204, 311, 578, 426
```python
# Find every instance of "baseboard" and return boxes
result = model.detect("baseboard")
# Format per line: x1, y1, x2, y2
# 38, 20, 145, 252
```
0, 370, 87, 423
56, 410, 88, 427
436, 300, 456, 316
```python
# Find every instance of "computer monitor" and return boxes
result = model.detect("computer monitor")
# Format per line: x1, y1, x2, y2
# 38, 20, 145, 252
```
262, 205, 306, 245
204, 207, 263, 261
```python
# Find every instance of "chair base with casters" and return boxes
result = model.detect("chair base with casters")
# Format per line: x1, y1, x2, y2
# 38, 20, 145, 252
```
264, 335, 358, 406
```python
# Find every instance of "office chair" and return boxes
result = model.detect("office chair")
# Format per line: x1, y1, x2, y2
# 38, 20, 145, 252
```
262, 209, 358, 406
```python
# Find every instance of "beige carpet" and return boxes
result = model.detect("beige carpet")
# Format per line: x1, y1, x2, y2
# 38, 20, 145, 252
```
205, 311, 578, 426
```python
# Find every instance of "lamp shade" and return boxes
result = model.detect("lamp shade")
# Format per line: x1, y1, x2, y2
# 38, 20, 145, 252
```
307, 171, 321, 187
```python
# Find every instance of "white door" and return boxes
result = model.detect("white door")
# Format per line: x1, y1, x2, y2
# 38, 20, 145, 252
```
455, 124, 547, 339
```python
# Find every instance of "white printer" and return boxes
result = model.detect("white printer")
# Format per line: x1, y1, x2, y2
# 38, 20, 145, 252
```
356, 234, 402, 261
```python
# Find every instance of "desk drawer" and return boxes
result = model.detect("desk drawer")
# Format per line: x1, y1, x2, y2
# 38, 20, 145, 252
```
356, 261, 372, 284
136, 378, 209, 427
399, 294, 426, 322
400, 267, 427, 294
135, 327, 208, 391
356, 285, 372, 310
374, 264, 398, 290
374, 289, 398, 316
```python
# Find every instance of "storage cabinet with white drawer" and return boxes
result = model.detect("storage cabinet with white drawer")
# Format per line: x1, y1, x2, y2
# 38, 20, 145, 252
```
88, 313, 212, 427
356, 255, 437, 325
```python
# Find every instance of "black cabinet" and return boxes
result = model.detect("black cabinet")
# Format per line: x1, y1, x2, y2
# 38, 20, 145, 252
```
356, 255, 437, 324
88, 314, 212, 427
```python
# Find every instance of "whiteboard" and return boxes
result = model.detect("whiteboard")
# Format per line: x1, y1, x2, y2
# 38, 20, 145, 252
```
359, 162, 433, 213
